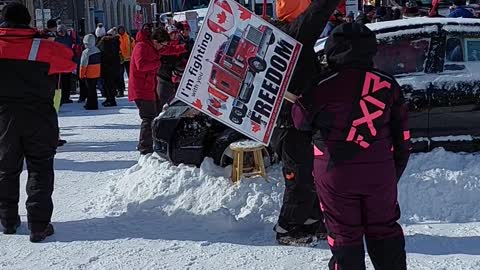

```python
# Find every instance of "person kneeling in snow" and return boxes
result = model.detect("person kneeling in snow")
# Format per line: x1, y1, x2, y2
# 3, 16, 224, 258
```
292, 23, 411, 269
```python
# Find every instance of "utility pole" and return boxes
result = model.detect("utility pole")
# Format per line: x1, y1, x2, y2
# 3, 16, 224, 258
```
24, 0, 36, 26
39, 0, 45, 29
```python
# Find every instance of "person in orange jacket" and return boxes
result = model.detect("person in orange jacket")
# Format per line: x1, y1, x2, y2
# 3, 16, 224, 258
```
117, 26, 135, 97
0, 3, 76, 242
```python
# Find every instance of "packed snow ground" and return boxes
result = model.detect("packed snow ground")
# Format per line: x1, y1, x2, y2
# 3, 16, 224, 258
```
1, 98, 480, 270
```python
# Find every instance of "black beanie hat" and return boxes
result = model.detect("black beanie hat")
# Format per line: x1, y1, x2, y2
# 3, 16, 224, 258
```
324, 23, 377, 69
2, 3, 31, 26
47, 19, 57, 29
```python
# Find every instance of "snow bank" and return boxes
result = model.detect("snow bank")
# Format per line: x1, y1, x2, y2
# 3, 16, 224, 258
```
92, 149, 480, 227
91, 154, 285, 230
399, 148, 480, 223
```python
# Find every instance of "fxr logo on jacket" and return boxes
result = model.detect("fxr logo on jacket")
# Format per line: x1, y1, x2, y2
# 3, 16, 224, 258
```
346, 71, 391, 149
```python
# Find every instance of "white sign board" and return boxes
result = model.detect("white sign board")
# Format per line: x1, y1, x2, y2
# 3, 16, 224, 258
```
176, 0, 302, 145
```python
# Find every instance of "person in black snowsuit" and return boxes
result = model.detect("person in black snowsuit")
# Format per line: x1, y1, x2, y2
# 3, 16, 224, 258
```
97, 31, 121, 107
271, 0, 342, 246
0, 3, 76, 242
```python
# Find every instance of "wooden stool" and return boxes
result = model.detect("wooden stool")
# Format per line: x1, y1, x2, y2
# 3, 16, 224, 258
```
230, 140, 267, 183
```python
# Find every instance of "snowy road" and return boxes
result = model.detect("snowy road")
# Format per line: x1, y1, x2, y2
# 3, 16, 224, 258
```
1, 98, 480, 270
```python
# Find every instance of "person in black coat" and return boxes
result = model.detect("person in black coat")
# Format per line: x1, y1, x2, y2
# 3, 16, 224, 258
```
97, 29, 121, 107
270, 0, 342, 246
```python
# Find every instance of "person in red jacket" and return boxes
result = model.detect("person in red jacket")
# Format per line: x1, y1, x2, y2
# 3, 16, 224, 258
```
0, 3, 76, 243
292, 23, 410, 270
129, 26, 186, 155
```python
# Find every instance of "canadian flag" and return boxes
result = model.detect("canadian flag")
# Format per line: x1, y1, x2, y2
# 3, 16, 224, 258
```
207, 0, 235, 33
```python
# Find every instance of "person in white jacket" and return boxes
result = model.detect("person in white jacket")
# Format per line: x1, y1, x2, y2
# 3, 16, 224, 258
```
95, 23, 106, 40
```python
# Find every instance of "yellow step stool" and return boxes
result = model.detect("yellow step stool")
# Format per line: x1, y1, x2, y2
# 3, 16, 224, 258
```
230, 140, 267, 183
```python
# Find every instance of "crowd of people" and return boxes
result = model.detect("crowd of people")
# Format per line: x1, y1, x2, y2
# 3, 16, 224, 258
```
319, 0, 478, 38
1, 0, 476, 269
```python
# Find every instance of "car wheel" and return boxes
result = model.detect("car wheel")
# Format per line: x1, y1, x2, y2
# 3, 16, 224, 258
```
210, 129, 246, 167
268, 33, 275, 45
249, 57, 266, 73
229, 113, 243, 125
232, 107, 243, 117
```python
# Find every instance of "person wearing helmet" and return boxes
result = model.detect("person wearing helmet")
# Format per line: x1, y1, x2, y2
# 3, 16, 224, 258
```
271, 0, 343, 246
292, 23, 410, 270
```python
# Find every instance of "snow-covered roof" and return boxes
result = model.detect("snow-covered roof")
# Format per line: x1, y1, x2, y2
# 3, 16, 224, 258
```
172, 8, 208, 22
314, 18, 480, 52
367, 17, 480, 32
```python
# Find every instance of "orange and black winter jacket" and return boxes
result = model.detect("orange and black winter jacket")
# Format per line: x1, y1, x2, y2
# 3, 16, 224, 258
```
79, 34, 101, 79
0, 27, 76, 105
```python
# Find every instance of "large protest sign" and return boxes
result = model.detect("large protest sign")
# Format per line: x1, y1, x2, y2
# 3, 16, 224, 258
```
175, 0, 302, 145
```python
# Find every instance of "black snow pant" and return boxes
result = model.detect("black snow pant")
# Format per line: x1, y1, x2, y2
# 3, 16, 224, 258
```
103, 75, 117, 104
156, 77, 176, 110
276, 128, 322, 228
79, 78, 88, 102
135, 100, 162, 155
119, 61, 130, 94
60, 73, 72, 103
85, 78, 99, 109
0, 103, 58, 232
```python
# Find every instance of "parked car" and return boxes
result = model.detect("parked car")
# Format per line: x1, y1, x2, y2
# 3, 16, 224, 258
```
316, 17, 480, 152
154, 18, 480, 167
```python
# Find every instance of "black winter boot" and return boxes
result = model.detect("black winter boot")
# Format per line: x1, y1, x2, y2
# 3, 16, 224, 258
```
2, 216, 21, 235
366, 236, 407, 270
274, 223, 318, 247
30, 223, 54, 243
303, 218, 327, 240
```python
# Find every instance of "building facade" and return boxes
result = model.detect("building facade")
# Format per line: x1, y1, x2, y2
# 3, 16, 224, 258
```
85, 0, 138, 34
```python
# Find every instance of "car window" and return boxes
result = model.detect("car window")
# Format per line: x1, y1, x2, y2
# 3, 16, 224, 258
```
374, 37, 431, 75
465, 39, 480, 62
445, 37, 464, 62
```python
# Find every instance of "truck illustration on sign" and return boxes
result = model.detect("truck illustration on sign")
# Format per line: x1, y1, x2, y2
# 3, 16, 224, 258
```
206, 24, 275, 124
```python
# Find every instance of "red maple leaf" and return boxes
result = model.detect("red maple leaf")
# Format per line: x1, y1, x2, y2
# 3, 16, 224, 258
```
251, 121, 261, 133
238, 6, 252, 21
217, 11, 227, 24
192, 99, 203, 109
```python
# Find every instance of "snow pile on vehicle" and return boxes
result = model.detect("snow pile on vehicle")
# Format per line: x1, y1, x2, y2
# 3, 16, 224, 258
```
91, 148, 480, 227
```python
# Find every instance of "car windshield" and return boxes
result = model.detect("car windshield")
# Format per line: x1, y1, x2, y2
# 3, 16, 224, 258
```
374, 37, 431, 76
226, 36, 241, 57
